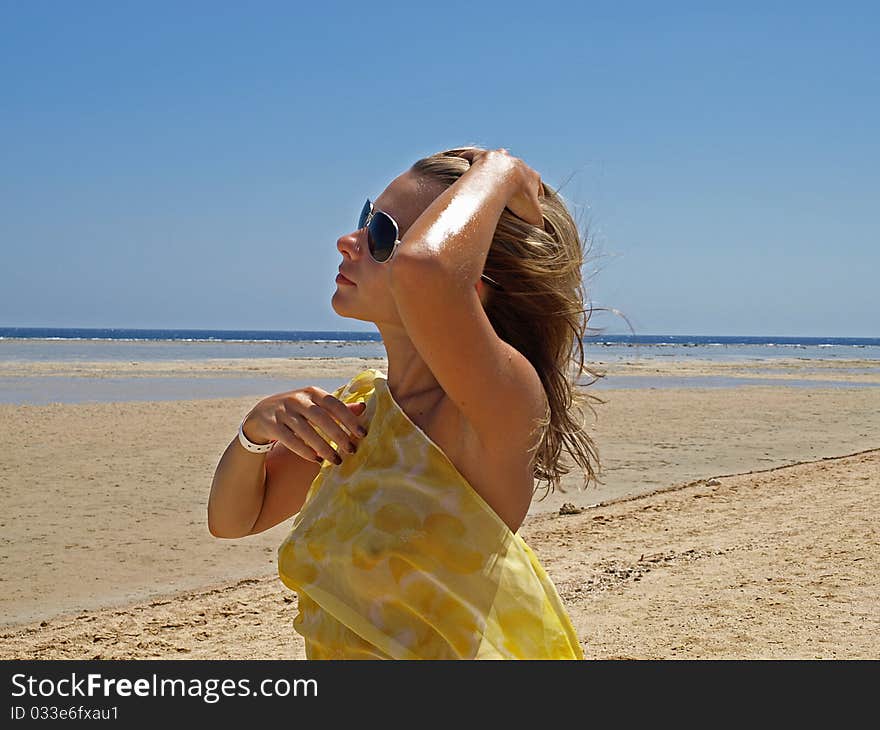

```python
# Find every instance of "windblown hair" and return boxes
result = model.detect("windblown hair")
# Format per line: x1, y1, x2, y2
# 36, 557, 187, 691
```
410, 146, 631, 500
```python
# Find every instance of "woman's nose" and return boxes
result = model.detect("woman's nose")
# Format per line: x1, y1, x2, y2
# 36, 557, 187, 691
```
337, 229, 363, 258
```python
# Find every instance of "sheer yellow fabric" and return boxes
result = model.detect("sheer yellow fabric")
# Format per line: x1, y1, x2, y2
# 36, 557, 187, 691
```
277, 368, 583, 660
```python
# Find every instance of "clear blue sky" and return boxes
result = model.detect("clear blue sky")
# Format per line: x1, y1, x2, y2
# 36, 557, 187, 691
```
2, 1, 877, 337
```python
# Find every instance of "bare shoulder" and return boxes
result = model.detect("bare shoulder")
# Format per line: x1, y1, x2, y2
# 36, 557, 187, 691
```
464, 351, 548, 456
436, 354, 547, 532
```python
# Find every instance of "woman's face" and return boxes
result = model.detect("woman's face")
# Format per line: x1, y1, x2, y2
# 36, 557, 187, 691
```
332, 169, 448, 325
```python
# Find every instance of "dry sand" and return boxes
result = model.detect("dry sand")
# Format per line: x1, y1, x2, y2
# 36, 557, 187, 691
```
1, 357, 878, 658
2, 449, 876, 660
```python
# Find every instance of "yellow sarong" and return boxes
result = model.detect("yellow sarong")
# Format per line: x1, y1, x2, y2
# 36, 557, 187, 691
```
277, 368, 583, 659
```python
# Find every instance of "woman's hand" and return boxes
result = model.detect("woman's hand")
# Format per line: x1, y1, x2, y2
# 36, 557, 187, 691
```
455, 147, 545, 228
241, 386, 368, 465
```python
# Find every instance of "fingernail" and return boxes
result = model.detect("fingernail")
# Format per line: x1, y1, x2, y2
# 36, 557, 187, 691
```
358, 427, 368, 437
333, 454, 342, 465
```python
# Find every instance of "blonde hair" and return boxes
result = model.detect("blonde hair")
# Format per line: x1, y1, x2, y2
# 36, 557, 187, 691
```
410, 146, 632, 500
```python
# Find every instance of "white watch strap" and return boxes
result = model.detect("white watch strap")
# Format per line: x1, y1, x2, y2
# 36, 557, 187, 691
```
238, 419, 275, 453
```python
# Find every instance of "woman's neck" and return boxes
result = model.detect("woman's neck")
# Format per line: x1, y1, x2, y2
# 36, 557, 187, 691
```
377, 326, 444, 405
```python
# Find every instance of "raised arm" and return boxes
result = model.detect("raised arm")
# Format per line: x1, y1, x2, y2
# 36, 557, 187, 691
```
387, 149, 548, 452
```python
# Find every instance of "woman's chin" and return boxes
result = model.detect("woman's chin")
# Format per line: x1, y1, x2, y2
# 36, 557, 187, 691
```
331, 298, 365, 322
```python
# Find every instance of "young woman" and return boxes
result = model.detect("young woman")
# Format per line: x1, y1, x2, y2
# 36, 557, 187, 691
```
208, 147, 605, 659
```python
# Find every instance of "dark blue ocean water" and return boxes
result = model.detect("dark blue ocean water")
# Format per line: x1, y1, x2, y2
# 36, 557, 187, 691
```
2, 327, 879, 363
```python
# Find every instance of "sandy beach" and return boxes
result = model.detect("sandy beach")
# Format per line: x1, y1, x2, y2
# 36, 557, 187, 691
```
1, 356, 878, 658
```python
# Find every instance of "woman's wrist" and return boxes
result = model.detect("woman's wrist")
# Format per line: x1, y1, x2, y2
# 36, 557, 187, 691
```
468, 150, 521, 202
467, 148, 544, 228
238, 415, 275, 454
240, 416, 269, 444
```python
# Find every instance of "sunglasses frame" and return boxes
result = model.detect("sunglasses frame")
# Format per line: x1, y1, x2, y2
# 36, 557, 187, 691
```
359, 198, 504, 291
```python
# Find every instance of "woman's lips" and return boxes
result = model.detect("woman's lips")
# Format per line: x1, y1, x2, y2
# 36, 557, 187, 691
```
336, 272, 355, 285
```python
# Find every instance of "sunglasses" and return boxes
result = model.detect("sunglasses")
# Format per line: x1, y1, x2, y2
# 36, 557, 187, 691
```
358, 198, 401, 263
358, 198, 503, 290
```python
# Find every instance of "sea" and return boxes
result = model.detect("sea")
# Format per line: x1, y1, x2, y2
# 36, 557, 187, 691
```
1, 327, 878, 405
3, 327, 879, 362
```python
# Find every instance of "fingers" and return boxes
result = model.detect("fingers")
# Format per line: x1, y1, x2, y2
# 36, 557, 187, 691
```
314, 390, 368, 440
246, 385, 370, 466
272, 421, 324, 463
301, 399, 362, 458
277, 409, 345, 465
275, 388, 366, 466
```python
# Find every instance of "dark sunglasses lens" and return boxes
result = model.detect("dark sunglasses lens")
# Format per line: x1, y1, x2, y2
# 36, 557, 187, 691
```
358, 200, 371, 231
368, 211, 397, 262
